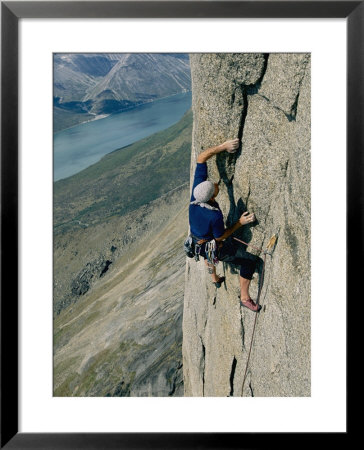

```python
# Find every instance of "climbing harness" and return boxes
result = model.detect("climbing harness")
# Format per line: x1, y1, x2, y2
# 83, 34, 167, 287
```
183, 234, 218, 265
234, 232, 279, 396
183, 235, 205, 261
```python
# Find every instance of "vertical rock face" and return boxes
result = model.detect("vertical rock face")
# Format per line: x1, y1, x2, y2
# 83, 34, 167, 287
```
183, 53, 310, 397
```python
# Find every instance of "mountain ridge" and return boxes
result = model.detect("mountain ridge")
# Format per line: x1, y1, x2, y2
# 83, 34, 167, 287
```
54, 53, 191, 131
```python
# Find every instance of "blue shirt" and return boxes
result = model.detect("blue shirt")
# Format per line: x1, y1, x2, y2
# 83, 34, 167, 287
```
189, 163, 225, 240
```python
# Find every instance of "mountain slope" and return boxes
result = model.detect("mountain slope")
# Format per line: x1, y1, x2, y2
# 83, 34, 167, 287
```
54, 187, 188, 396
54, 109, 192, 234
84, 54, 191, 112
54, 53, 191, 131
54, 54, 119, 102
54, 111, 192, 396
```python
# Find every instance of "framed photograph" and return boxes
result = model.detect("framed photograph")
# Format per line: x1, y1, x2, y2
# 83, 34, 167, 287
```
1, 1, 357, 448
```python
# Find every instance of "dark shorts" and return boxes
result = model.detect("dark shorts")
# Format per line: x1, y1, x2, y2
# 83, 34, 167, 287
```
195, 238, 256, 280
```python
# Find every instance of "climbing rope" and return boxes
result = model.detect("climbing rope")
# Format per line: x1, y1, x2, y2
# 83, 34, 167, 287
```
234, 233, 278, 396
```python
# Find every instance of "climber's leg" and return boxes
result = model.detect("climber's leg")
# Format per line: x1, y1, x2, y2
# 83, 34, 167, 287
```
204, 259, 222, 283
239, 276, 251, 301
239, 259, 256, 301
239, 260, 261, 311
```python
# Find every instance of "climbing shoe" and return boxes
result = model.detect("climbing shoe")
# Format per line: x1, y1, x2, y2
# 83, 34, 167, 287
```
240, 298, 261, 312
213, 276, 225, 288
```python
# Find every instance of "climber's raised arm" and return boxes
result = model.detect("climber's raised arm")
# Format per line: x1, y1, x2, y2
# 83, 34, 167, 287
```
196, 138, 239, 163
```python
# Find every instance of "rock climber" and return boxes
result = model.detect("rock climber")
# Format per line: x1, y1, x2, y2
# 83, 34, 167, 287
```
189, 138, 261, 312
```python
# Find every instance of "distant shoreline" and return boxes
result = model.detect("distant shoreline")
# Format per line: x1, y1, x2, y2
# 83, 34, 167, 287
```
54, 93, 192, 182
54, 90, 192, 135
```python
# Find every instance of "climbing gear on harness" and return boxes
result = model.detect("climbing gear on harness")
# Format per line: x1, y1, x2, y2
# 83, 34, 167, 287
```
183, 234, 209, 260
194, 242, 202, 261
235, 232, 279, 396
205, 239, 219, 266
183, 235, 195, 258
240, 297, 261, 312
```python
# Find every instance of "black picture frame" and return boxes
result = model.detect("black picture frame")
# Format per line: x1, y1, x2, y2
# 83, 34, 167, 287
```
1, 1, 357, 448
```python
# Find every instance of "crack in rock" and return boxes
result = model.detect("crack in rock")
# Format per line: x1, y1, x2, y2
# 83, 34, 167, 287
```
249, 381, 254, 397
229, 357, 238, 396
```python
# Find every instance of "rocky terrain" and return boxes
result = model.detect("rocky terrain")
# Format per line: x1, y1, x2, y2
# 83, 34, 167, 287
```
54, 53, 190, 131
54, 111, 192, 396
54, 52, 310, 398
183, 53, 311, 397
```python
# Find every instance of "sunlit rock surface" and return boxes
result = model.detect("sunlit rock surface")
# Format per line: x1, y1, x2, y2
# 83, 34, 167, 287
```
183, 53, 310, 397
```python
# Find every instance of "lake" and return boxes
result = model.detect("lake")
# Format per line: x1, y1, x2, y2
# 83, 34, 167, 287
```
54, 91, 192, 181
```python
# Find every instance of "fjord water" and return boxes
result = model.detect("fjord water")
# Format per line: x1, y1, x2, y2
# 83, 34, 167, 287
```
54, 91, 192, 181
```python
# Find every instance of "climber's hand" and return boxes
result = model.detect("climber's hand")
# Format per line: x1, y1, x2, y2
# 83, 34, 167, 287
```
223, 138, 240, 153
239, 211, 255, 225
